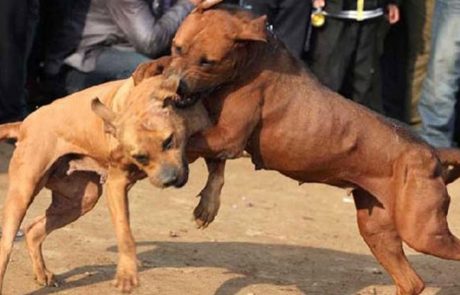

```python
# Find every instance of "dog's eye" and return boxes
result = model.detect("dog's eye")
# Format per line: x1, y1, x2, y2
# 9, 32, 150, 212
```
162, 134, 174, 151
133, 154, 150, 166
199, 57, 216, 68
174, 45, 183, 55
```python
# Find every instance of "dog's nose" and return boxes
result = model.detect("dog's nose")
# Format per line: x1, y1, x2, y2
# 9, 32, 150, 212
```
160, 164, 188, 188
177, 79, 189, 96
174, 163, 189, 188
160, 165, 179, 187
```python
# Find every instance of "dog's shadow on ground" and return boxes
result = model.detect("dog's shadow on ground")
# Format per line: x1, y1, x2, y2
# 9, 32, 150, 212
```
25, 241, 460, 295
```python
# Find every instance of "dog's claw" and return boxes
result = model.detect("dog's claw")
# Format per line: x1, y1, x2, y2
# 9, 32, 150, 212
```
193, 191, 220, 229
113, 270, 139, 293
35, 270, 59, 287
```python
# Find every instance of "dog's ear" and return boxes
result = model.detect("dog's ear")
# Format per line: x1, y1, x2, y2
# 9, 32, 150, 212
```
132, 56, 172, 85
91, 98, 117, 136
236, 15, 268, 43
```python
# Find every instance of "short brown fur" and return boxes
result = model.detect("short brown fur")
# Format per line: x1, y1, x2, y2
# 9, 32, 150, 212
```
136, 5, 460, 294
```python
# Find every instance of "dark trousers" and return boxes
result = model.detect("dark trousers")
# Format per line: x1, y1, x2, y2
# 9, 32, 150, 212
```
0, 0, 39, 123
308, 17, 385, 113
241, 0, 311, 59
380, 0, 434, 125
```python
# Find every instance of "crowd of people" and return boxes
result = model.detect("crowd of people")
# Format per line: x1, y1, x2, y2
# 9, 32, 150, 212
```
0, 0, 458, 147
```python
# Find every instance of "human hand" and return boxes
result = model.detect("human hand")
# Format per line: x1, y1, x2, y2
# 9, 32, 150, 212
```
386, 4, 400, 24
312, 0, 326, 9
189, 0, 223, 8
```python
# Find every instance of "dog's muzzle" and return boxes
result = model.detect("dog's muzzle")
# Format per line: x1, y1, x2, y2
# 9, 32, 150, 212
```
156, 163, 189, 188
174, 78, 200, 108
177, 78, 189, 97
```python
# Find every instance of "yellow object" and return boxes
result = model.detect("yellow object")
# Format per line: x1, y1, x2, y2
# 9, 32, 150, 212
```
357, 0, 364, 20
311, 9, 326, 27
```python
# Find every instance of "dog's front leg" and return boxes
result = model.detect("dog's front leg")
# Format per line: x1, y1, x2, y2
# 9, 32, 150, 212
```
106, 167, 138, 293
187, 126, 246, 159
187, 96, 261, 159
194, 158, 226, 228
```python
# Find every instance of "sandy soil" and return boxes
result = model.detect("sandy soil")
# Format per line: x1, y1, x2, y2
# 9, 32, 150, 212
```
0, 142, 460, 295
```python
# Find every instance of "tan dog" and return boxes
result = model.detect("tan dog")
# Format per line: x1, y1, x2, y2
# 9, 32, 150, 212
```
133, 57, 226, 230
0, 71, 210, 293
134, 4, 460, 295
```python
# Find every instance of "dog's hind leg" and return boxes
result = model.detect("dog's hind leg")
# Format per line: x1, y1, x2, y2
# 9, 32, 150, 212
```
395, 175, 460, 260
390, 150, 460, 260
353, 189, 425, 295
25, 171, 102, 286
0, 149, 54, 292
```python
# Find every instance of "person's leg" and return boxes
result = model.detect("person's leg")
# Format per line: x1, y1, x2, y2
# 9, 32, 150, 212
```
379, 20, 406, 120
240, 0, 276, 21
308, 19, 357, 93
271, 0, 311, 59
418, 0, 460, 147
242, 0, 311, 59
65, 48, 149, 94
404, 0, 434, 126
0, 0, 39, 123
349, 17, 385, 113
64, 68, 98, 95
94, 48, 150, 81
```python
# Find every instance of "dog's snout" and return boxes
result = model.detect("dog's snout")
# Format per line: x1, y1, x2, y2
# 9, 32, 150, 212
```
176, 162, 189, 188
177, 79, 189, 96
160, 165, 179, 187
159, 164, 188, 188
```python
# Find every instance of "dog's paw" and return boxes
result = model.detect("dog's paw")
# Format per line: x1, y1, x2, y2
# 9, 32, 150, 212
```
113, 268, 139, 293
193, 189, 221, 229
35, 269, 59, 287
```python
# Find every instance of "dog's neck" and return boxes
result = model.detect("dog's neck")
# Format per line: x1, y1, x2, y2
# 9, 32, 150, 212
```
230, 36, 306, 88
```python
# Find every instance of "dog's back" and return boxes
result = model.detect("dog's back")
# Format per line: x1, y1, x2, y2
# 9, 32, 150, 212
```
23, 80, 127, 134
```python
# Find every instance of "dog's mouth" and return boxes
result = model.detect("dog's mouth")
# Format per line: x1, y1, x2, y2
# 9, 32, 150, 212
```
174, 93, 201, 108
175, 85, 222, 108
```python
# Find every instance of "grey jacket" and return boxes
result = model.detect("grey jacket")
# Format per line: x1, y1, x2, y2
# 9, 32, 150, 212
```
49, 0, 194, 73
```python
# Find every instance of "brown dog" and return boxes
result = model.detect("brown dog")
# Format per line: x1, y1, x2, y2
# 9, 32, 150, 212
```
134, 4, 460, 295
0, 72, 210, 293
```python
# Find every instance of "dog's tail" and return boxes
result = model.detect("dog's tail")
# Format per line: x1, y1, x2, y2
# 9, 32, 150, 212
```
437, 148, 460, 184
0, 122, 21, 141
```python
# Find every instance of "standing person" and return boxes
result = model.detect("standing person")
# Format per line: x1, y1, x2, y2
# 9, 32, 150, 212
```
417, 0, 460, 148
307, 0, 399, 113
380, 0, 434, 124
403, 0, 434, 127
239, 0, 312, 60
0, 0, 39, 123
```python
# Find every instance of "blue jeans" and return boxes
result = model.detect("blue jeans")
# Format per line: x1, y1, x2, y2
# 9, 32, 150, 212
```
65, 48, 150, 94
418, 0, 460, 147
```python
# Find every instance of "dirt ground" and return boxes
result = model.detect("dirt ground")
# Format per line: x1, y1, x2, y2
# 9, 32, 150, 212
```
1, 143, 460, 295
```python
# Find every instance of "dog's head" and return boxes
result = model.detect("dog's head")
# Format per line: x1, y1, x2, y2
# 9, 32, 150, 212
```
92, 76, 189, 188
167, 5, 268, 96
